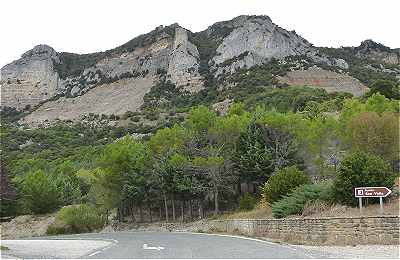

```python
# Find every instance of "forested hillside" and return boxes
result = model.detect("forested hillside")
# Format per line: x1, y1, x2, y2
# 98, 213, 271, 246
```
1, 14, 399, 235
1, 79, 398, 233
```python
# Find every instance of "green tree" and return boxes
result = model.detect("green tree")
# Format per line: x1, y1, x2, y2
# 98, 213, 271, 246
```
192, 155, 232, 215
303, 115, 339, 176
234, 121, 273, 187
92, 136, 149, 221
262, 166, 309, 204
239, 193, 257, 211
149, 125, 188, 222
367, 79, 399, 99
333, 151, 395, 206
262, 126, 303, 171
0, 163, 17, 217
347, 112, 399, 166
20, 170, 62, 214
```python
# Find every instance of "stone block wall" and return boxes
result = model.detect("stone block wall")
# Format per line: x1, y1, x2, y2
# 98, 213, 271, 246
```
209, 216, 399, 245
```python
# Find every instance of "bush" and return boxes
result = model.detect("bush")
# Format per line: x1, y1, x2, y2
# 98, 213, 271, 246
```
366, 79, 399, 99
46, 222, 73, 235
145, 112, 159, 121
131, 116, 141, 122
20, 170, 62, 214
54, 204, 105, 234
272, 181, 334, 218
239, 193, 257, 211
333, 151, 395, 206
262, 166, 309, 204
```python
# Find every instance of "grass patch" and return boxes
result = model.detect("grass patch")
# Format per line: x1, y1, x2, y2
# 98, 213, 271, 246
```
0, 245, 9, 251
220, 202, 273, 220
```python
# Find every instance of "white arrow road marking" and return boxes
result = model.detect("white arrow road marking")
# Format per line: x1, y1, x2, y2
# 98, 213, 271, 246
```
143, 243, 165, 251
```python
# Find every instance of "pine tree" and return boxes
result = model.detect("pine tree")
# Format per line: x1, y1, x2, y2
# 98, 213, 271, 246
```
234, 122, 273, 186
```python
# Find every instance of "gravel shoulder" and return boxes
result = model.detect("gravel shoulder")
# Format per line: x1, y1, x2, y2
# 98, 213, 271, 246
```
0, 239, 114, 259
293, 244, 400, 259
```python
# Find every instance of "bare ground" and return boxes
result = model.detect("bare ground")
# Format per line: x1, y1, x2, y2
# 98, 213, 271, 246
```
0, 214, 55, 239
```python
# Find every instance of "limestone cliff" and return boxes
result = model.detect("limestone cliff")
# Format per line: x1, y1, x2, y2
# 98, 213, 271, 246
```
210, 15, 312, 75
1, 15, 398, 125
1, 45, 60, 110
1, 25, 203, 110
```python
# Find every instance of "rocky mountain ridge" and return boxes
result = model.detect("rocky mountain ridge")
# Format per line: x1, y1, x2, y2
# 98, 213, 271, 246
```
1, 15, 399, 125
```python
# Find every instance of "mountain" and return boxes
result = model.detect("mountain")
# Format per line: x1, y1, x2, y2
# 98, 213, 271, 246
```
1, 15, 399, 125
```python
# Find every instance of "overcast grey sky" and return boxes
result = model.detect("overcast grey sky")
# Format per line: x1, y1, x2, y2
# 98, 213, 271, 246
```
1, 0, 399, 68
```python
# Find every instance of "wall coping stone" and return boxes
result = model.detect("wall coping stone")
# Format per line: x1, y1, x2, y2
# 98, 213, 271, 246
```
211, 216, 399, 221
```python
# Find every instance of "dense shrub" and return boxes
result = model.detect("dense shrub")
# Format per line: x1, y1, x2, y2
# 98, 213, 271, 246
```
271, 181, 334, 218
145, 112, 159, 121
46, 222, 73, 235
333, 151, 395, 206
239, 193, 257, 211
20, 170, 62, 214
130, 116, 140, 122
262, 166, 309, 204
366, 79, 399, 99
52, 204, 105, 234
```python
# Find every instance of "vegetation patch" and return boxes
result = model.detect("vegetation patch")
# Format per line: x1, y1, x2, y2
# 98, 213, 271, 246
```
271, 181, 335, 218
47, 204, 105, 234
262, 166, 310, 204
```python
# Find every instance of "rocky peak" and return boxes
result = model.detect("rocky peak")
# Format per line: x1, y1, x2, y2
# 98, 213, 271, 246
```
21, 44, 59, 61
221, 15, 273, 27
210, 15, 312, 75
356, 40, 391, 53
354, 40, 399, 65
1, 45, 60, 110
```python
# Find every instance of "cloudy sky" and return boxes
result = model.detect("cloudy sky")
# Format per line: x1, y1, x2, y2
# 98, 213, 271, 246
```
1, 0, 399, 68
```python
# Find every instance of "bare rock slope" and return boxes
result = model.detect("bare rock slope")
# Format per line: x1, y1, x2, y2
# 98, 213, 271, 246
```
22, 76, 155, 125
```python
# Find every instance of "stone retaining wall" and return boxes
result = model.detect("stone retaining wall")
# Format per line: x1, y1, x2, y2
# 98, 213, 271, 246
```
208, 216, 399, 245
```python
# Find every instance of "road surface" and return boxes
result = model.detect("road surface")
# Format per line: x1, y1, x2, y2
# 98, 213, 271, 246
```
1, 231, 313, 259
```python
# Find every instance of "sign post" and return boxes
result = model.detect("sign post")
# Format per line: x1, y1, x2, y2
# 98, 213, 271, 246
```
354, 187, 392, 215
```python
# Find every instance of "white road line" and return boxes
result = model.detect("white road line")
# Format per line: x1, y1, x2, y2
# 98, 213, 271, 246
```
88, 251, 101, 257
143, 243, 165, 250
176, 231, 278, 245
176, 232, 316, 258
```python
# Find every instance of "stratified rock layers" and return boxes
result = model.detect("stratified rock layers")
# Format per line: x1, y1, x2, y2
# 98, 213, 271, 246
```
22, 77, 155, 125
280, 67, 369, 96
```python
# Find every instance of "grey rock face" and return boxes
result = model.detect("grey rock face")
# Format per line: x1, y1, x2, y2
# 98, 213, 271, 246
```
59, 34, 173, 97
333, 58, 349, 70
167, 27, 203, 93
1, 26, 204, 111
1, 45, 60, 109
211, 16, 312, 75
1, 15, 396, 120
355, 40, 400, 65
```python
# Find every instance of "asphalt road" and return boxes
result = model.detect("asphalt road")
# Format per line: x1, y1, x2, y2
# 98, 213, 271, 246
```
2, 231, 313, 259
